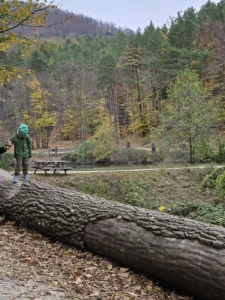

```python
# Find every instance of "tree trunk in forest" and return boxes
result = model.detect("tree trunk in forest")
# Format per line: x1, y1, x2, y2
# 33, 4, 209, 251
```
131, 95, 137, 142
115, 81, 122, 140
111, 85, 118, 140
0, 168, 225, 300
135, 68, 142, 114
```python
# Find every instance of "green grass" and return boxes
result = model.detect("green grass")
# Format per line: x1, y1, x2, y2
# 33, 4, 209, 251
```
34, 167, 225, 227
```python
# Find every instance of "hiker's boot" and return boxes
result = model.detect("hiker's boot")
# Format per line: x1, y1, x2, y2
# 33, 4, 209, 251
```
13, 175, 19, 183
23, 174, 29, 181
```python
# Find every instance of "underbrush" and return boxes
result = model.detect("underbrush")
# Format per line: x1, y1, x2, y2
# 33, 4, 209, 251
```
63, 147, 151, 165
35, 168, 225, 227
40, 165, 225, 227
159, 201, 225, 227
111, 148, 150, 164
0, 152, 15, 171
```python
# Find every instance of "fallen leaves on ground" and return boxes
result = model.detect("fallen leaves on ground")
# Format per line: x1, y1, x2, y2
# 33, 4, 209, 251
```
0, 222, 193, 300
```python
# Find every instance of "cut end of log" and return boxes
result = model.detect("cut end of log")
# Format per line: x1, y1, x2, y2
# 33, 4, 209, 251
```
0, 169, 22, 207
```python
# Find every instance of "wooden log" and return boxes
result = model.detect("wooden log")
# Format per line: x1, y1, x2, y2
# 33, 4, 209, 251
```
0, 168, 224, 299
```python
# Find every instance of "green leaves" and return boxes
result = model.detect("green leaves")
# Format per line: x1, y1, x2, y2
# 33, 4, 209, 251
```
159, 69, 218, 163
168, 7, 197, 49
124, 39, 142, 69
164, 200, 225, 227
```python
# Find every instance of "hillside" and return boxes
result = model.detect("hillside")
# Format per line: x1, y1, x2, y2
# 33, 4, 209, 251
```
13, 7, 134, 37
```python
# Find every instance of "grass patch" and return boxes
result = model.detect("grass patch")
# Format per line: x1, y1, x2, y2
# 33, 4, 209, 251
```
34, 168, 209, 207
33, 167, 225, 227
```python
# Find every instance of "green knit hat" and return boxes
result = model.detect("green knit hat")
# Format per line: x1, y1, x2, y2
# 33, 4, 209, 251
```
17, 123, 28, 136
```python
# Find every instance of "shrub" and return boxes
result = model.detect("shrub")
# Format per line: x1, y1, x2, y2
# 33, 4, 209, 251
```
76, 140, 96, 164
111, 148, 150, 164
164, 149, 189, 164
197, 140, 225, 164
141, 136, 150, 146
195, 140, 216, 163
215, 172, 225, 197
116, 178, 147, 207
63, 174, 155, 209
62, 140, 95, 164
159, 201, 225, 227
91, 123, 116, 162
214, 141, 225, 163
0, 152, 15, 171
62, 151, 79, 163
200, 167, 225, 190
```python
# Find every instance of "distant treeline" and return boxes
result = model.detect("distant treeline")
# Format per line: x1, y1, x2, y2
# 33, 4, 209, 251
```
13, 7, 134, 37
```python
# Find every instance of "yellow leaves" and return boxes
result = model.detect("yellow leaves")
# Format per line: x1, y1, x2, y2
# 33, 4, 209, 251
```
95, 98, 111, 125
61, 107, 80, 139
0, 66, 18, 85
0, 0, 59, 84
161, 31, 168, 40
17, 75, 22, 79
0, 0, 50, 35
0, 34, 20, 52
66, 17, 71, 25
159, 206, 166, 212
24, 75, 59, 132
23, 111, 33, 126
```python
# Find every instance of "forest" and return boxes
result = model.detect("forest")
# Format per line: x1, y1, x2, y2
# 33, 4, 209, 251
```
1, 0, 225, 164
2, 2, 225, 299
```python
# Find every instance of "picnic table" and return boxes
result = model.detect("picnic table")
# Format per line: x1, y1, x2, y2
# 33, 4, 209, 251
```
31, 160, 72, 175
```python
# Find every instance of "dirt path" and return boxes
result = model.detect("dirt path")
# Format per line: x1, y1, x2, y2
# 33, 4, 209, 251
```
26, 164, 220, 178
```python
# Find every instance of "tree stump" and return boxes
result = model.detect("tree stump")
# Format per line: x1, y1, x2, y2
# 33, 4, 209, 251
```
0, 169, 225, 300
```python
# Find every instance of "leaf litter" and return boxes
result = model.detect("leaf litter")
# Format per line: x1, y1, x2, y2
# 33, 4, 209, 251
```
0, 221, 194, 300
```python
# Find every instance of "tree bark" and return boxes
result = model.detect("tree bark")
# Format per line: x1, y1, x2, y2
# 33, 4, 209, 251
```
0, 168, 225, 300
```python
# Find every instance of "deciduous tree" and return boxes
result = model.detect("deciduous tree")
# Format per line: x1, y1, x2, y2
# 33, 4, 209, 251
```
24, 75, 58, 148
0, 0, 56, 84
159, 69, 219, 164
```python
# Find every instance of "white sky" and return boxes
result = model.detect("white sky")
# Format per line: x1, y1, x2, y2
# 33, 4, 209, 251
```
56, 0, 220, 30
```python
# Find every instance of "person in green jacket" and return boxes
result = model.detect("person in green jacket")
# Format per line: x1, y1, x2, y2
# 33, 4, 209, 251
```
9, 123, 32, 183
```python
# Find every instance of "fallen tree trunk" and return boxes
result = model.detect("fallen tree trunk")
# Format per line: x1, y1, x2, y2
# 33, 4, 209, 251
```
0, 169, 225, 299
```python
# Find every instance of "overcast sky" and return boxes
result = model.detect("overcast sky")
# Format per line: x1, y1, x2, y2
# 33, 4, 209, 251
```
56, 0, 220, 31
